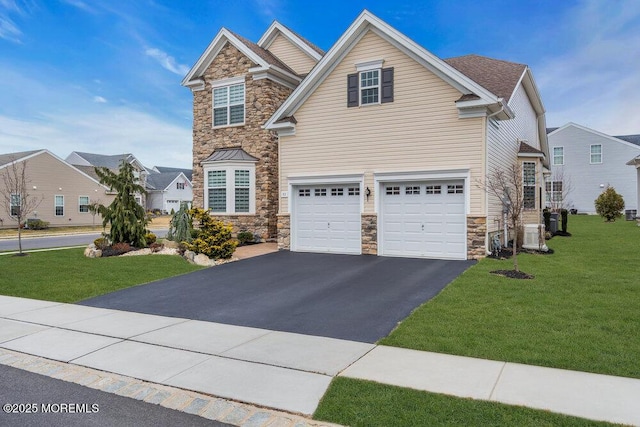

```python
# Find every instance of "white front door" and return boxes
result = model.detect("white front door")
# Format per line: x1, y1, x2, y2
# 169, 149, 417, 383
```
381, 181, 466, 259
293, 185, 361, 254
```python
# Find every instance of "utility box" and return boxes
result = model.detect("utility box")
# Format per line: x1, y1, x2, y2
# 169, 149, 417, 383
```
625, 210, 637, 221
522, 224, 548, 252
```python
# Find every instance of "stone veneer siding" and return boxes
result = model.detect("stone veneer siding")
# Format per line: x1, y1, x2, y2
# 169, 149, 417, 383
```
361, 213, 377, 255
467, 216, 487, 259
191, 42, 292, 239
277, 214, 290, 250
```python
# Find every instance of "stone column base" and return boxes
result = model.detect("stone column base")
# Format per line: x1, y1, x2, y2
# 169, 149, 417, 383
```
467, 216, 487, 259
361, 213, 378, 255
277, 214, 290, 250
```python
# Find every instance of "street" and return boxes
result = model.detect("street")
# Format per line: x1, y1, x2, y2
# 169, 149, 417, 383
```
0, 230, 167, 252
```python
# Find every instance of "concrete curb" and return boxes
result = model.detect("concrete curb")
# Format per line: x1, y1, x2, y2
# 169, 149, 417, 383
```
0, 348, 341, 427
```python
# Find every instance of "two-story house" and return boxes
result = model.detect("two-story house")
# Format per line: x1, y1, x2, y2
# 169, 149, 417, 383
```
183, 11, 549, 259
548, 123, 640, 213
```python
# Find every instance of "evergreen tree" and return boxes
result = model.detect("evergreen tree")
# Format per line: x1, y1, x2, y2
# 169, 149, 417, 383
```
594, 186, 625, 222
95, 160, 149, 247
167, 202, 193, 243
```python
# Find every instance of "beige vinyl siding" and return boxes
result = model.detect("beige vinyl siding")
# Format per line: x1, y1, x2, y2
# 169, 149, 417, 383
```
267, 33, 318, 75
486, 83, 541, 232
0, 152, 114, 228
279, 30, 485, 215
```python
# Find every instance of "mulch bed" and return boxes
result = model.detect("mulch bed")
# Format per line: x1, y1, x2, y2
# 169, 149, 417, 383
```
490, 270, 535, 279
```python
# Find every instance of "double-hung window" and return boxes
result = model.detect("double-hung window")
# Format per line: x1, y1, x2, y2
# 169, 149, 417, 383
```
523, 162, 536, 209
55, 195, 64, 216
207, 170, 227, 213
590, 144, 602, 164
79, 196, 90, 213
10, 194, 20, 217
213, 78, 245, 127
545, 181, 563, 204
553, 147, 564, 165
347, 61, 394, 107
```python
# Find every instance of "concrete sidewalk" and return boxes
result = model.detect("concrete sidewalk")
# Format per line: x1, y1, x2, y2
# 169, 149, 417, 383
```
1, 295, 639, 426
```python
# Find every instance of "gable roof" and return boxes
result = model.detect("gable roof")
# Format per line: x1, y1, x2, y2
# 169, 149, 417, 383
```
0, 149, 107, 187
258, 21, 325, 61
615, 134, 640, 147
265, 10, 520, 130
181, 27, 303, 91
444, 55, 526, 102
548, 123, 640, 151
0, 150, 43, 168
146, 171, 190, 192
519, 141, 544, 156
153, 166, 193, 181
67, 152, 146, 171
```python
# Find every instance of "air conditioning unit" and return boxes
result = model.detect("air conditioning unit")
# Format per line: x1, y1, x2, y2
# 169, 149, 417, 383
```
522, 224, 548, 252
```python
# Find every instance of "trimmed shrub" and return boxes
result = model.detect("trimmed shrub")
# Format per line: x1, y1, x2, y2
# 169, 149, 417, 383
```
237, 231, 254, 245
93, 237, 109, 250
185, 208, 238, 259
560, 209, 568, 232
543, 208, 551, 232
145, 232, 157, 245
595, 186, 625, 222
26, 219, 49, 230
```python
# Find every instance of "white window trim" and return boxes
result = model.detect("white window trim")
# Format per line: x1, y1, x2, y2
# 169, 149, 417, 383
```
356, 59, 384, 72
590, 144, 602, 164
78, 196, 90, 214
359, 68, 381, 106
54, 195, 64, 217
203, 162, 256, 214
552, 146, 564, 166
212, 77, 245, 128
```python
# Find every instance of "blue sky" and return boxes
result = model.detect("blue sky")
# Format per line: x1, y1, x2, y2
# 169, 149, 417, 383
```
1, 0, 638, 169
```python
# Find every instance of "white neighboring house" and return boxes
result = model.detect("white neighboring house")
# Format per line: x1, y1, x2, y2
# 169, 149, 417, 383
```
146, 168, 193, 213
547, 123, 640, 213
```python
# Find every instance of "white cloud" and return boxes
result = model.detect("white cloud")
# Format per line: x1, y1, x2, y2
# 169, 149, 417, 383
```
59, 0, 95, 13
93, 95, 107, 103
537, 0, 640, 134
0, 0, 23, 42
144, 47, 189, 76
0, 108, 192, 168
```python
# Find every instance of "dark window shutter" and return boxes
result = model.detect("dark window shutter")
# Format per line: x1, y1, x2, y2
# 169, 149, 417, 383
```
347, 73, 358, 107
381, 67, 394, 103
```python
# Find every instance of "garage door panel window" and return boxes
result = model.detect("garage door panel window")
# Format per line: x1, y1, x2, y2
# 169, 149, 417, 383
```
405, 186, 420, 195
386, 186, 400, 195
425, 185, 441, 194
447, 184, 464, 194
204, 165, 255, 214
331, 188, 344, 196
299, 189, 310, 197
348, 187, 360, 196
315, 188, 327, 197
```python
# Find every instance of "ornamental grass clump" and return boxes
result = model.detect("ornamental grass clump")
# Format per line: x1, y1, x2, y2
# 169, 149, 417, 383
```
184, 208, 237, 259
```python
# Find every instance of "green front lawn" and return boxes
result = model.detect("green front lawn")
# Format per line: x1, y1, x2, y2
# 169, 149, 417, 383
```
0, 248, 202, 303
314, 378, 611, 427
381, 215, 640, 378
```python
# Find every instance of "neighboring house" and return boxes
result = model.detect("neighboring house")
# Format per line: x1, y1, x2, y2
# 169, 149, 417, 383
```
66, 152, 150, 207
548, 123, 640, 213
146, 168, 193, 213
152, 166, 193, 182
183, 11, 549, 260
0, 150, 114, 228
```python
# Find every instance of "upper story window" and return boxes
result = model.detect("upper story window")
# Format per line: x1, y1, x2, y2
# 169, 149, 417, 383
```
553, 147, 564, 165
523, 162, 536, 209
213, 82, 245, 127
347, 61, 394, 107
176, 182, 185, 190
590, 144, 602, 164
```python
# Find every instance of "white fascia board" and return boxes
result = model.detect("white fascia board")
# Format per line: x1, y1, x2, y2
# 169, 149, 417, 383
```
0, 149, 47, 170
201, 159, 258, 167
181, 28, 268, 88
248, 65, 301, 90
518, 152, 545, 158
265, 10, 498, 129
258, 21, 323, 61
265, 121, 296, 136
210, 75, 245, 88
287, 173, 364, 185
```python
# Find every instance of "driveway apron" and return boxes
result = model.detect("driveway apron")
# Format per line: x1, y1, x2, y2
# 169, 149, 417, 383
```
81, 251, 474, 343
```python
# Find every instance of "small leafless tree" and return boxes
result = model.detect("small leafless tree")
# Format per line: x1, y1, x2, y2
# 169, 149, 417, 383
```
546, 167, 574, 211
0, 158, 43, 254
477, 162, 525, 272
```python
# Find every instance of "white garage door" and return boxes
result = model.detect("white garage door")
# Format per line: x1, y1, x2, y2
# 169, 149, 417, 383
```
293, 185, 361, 254
381, 181, 466, 259
166, 199, 180, 213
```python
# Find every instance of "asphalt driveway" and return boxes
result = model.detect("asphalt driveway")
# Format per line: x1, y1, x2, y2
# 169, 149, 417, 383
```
81, 251, 474, 343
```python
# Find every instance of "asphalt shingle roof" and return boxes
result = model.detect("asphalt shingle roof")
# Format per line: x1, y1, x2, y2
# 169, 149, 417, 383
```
444, 54, 527, 102
153, 167, 192, 181
519, 141, 544, 155
0, 150, 42, 167
71, 152, 133, 170
146, 172, 182, 192
615, 134, 640, 147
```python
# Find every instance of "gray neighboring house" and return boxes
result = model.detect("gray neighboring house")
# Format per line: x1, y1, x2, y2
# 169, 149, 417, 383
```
66, 152, 150, 207
146, 167, 193, 213
547, 123, 640, 213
